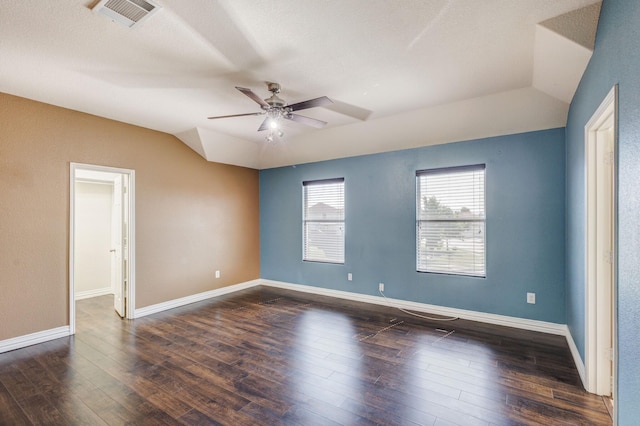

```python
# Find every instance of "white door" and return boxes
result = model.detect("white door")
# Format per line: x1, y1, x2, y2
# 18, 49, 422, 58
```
594, 126, 614, 396
111, 175, 125, 317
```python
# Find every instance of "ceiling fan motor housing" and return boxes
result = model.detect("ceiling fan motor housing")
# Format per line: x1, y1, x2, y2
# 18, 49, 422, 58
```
267, 82, 281, 93
264, 94, 286, 108
265, 83, 286, 108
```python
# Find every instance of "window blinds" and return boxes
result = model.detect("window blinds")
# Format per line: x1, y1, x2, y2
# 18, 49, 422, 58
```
416, 165, 486, 277
303, 178, 345, 263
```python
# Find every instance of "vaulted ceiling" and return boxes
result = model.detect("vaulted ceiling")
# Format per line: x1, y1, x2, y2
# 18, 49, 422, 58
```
1, 0, 601, 169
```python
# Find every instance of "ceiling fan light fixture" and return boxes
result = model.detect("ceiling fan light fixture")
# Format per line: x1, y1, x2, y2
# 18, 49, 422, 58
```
265, 126, 284, 143
208, 83, 332, 142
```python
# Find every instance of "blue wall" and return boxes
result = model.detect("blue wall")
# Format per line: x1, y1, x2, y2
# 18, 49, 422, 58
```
261, 128, 566, 323
566, 0, 640, 421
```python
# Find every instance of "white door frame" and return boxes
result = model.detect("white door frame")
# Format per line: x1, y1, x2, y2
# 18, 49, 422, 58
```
584, 85, 617, 402
69, 163, 136, 333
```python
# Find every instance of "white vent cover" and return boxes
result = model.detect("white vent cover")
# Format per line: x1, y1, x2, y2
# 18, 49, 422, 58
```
92, 0, 160, 29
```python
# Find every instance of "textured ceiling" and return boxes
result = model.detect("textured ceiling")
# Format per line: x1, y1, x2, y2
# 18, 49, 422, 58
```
0, 0, 601, 169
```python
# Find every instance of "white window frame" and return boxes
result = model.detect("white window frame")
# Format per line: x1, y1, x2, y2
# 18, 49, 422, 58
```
416, 164, 486, 277
302, 178, 345, 264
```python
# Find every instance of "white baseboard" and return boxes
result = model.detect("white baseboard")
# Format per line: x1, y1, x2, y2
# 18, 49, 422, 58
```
0, 326, 71, 354
260, 279, 567, 335
75, 287, 112, 300
133, 279, 261, 318
565, 326, 587, 388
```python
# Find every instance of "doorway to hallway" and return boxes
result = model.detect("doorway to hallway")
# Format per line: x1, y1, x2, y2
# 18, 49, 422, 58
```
70, 163, 136, 334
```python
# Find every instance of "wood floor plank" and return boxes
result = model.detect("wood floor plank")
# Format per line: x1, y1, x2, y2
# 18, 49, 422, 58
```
14, 355, 108, 425
177, 408, 225, 426
239, 401, 300, 426
291, 394, 378, 426
0, 288, 611, 425
22, 394, 68, 424
0, 381, 31, 425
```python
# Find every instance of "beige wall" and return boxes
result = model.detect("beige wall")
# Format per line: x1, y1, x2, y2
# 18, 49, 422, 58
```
0, 92, 260, 340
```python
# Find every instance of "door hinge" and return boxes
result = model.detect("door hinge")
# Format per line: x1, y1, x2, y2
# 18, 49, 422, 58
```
611, 375, 614, 394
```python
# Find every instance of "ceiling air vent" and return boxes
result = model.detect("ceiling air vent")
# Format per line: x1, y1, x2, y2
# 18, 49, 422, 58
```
92, 0, 160, 29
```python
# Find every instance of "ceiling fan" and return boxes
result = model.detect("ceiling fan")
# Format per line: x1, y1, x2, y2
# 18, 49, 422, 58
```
208, 83, 333, 141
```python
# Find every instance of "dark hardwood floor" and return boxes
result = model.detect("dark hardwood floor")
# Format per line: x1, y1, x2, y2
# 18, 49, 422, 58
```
0, 287, 612, 425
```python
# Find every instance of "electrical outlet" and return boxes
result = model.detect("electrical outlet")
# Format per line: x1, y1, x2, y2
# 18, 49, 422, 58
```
215, 270, 220, 279
379, 283, 385, 292
347, 273, 353, 281
527, 292, 536, 304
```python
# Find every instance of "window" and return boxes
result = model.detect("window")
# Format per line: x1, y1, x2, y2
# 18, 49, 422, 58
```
416, 165, 485, 277
303, 178, 345, 263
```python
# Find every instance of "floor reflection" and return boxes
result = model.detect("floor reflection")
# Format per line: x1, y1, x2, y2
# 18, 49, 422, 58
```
291, 308, 362, 410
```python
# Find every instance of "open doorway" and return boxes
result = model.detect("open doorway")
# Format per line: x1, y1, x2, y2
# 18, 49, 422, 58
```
69, 163, 135, 334
585, 85, 617, 419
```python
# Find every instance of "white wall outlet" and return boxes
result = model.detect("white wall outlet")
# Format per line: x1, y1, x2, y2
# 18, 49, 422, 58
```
215, 270, 220, 279
527, 292, 536, 304
379, 283, 385, 292
347, 273, 353, 281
